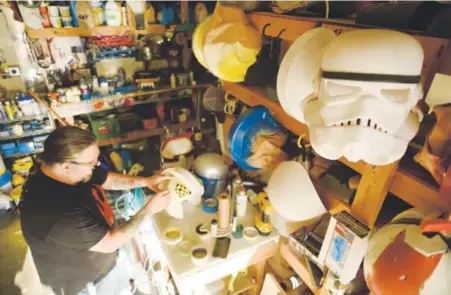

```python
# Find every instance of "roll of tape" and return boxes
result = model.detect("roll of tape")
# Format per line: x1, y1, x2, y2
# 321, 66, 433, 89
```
243, 226, 259, 241
163, 227, 183, 246
177, 239, 195, 256
190, 246, 209, 266
195, 223, 210, 240
202, 198, 218, 213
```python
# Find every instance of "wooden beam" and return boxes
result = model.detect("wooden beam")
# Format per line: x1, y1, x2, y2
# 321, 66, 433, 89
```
279, 241, 320, 294
248, 12, 318, 42
391, 169, 445, 212
351, 162, 399, 228
180, 0, 189, 24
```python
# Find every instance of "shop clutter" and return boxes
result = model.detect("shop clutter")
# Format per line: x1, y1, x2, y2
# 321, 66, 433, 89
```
0, 92, 52, 211
0, 93, 53, 159
20, 1, 183, 30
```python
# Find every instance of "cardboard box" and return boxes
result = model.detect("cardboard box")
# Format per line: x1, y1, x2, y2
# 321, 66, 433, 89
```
319, 211, 370, 284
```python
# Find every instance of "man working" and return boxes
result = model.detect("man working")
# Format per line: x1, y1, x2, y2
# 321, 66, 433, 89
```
20, 126, 172, 295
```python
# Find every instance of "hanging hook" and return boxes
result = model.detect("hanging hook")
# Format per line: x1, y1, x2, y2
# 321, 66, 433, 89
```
262, 23, 271, 37
276, 28, 285, 39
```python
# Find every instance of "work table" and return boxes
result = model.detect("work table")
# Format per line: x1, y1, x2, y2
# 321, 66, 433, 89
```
152, 199, 279, 295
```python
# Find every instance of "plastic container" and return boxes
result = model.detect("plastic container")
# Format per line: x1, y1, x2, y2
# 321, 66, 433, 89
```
33, 135, 48, 150
48, 6, 59, 17
0, 170, 12, 188
17, 140, 35, 154
236, 190, 248, 218
4, 102, 13, 120
62, 17, 73, 27
104, 0, 122, 27
0, 155, 5, 175
39, 5, 51, 28
93, 7, 104, 26
59, 6, 71, 17
50, 16, 62, 28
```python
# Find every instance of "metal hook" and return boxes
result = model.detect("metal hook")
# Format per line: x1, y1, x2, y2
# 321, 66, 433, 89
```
262, 23, 271, 37
276, 29, 285, 39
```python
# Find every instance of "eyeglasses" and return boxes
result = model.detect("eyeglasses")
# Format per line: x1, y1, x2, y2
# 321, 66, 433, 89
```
70, 158, 101, 171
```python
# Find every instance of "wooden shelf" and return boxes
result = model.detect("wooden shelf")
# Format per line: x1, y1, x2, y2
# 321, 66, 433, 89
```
279, 241, 321, 295
26, 26, 135, 38
247, 12, 448, 42
97, 120, 195, 147
26, 24, 176, 38
223, 82, 442, 213
135, 24, 175, 35
53, 84, 211, 118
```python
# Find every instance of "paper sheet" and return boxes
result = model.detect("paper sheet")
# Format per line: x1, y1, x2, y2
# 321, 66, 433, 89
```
425, 73, 451, 110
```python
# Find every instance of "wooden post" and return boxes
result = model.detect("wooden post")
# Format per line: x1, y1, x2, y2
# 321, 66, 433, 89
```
351, 162, 399, 228
180, 0, 189, 24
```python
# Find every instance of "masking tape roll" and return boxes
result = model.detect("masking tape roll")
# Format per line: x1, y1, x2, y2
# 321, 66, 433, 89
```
177, 239, 195, 256
243, 226, 259, 241
195, 223, 211, 240
202, 198, 218, 213
163, 227, 183, 246
218, 193, 230, 229
190, 246, 209, 267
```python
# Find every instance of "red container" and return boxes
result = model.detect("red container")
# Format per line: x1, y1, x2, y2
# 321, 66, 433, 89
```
142, 118, 158, 130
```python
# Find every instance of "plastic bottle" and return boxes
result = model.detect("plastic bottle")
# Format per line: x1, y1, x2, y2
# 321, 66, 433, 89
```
144, 2, 156, 28
0, 155, 5, 175
210, 219, 218, 237
4, 102, 13, 120
0, 104, 6, 120
121, 1, 128, 25
170, 73, 176, 88
236, 189, 248, 218
104, 0, 122, 27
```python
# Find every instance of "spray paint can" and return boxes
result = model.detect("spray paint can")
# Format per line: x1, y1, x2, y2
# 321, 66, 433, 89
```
210, 219, 218, 237
232, 178, 242, 200
236, 189, 248, 218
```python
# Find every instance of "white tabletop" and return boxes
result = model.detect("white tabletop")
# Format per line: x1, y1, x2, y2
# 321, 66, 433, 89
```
152, 199, 279, 291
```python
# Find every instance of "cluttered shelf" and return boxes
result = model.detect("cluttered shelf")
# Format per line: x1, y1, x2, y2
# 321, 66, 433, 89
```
26, 23, 176, 38
2, 149, 44, 160
222, 81, 442, 212
1, 129, 52, 141
97, 119, 195, 147
26, 26, 134, 38
0, 114, 49, 125
52, 84, 211, 118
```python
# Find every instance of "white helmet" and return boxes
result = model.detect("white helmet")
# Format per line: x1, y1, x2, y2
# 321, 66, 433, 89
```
279, 28, 424, 165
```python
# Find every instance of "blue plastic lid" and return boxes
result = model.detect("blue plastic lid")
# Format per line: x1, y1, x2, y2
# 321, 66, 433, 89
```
227, 106, 286, 171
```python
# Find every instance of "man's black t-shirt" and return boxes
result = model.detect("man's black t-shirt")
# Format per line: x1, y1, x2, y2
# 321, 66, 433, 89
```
20, 167, 116, 295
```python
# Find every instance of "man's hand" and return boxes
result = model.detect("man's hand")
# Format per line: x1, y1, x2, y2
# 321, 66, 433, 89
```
146, 191, 171, 214
90, 190, 171, 253
145, 168, 175, 191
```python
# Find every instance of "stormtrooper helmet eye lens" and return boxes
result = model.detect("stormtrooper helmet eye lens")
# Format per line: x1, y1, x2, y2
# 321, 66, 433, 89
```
325, 81, 360, 97
380, 88, 410, 103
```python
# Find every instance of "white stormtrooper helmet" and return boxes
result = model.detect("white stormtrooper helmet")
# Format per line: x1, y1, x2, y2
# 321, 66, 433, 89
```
287, 29, 425, 165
